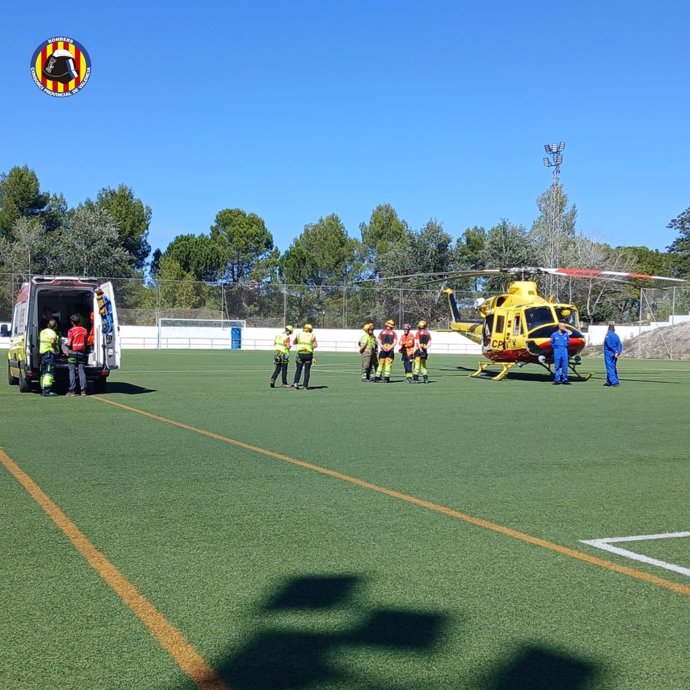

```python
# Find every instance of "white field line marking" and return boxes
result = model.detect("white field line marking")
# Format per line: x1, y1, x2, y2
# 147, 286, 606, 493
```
581, 532, 690, 578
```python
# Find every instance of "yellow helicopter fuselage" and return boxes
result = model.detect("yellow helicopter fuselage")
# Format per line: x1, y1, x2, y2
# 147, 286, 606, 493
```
445, 281, 587, 367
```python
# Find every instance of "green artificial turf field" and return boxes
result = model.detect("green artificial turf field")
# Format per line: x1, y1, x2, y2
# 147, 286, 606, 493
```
2, 350, 689, 690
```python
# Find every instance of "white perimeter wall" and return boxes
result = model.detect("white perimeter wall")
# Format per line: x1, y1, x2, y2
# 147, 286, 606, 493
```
119, 326, 483, 354
586, 316, 690, 347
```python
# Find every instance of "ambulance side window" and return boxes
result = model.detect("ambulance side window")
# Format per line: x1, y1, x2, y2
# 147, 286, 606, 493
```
13, 303, 26, 336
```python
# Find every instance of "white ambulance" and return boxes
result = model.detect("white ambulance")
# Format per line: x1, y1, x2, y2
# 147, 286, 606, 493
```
7, 276, 120, 393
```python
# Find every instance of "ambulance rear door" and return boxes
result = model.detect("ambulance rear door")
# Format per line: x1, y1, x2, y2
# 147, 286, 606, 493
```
97, 281, 121, 370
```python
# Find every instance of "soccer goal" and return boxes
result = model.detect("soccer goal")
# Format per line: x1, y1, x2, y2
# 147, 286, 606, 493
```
156, 318, 246, 350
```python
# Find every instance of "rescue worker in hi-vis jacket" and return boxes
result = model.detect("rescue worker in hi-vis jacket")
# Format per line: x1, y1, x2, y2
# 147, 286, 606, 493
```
292, 324, 317, 390
413, 320, 432, 384
358, 322, 378, 382
399, 323, 416, 383
270, 326, 293, 388
374, 320, 397, 383
39, 318, 60, 396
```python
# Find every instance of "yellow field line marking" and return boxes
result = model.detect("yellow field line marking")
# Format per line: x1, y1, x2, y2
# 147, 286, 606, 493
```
93, 397, 690, 598
0, 449, 231, 690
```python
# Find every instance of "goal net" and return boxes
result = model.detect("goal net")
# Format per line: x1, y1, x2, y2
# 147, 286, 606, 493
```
156, 318, 246, 349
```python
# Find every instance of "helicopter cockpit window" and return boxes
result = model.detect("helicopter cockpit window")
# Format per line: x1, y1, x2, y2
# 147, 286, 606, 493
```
513, 314, 522, 336
556, 307, 578, 326
525, 306, 555, 331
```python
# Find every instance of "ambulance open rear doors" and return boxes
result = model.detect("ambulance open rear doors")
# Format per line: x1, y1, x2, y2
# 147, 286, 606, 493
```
96, 281, 121, 372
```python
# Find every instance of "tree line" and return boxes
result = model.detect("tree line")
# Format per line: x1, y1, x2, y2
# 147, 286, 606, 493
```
1, 164, 689, 325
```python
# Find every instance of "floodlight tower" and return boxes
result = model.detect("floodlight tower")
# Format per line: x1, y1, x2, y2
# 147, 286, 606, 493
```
543, 141, 565, 183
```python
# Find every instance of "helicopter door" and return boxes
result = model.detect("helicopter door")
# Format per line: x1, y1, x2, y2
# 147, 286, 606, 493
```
492, 314, 506, 350
483, 314, 494, 351
506, 314, 522, 350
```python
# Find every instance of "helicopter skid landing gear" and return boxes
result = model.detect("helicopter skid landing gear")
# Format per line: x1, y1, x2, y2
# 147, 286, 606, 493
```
469, 360, 517, 381
568, 364, 593, 381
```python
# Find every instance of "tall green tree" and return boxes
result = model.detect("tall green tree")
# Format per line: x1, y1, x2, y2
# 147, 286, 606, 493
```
281, 214, 359, 286
359, 204, 409, 278
375, 219, 453, 281
413, 219, 454, 274
0, 166, 64, 238
617, 246, 676, 278
279, 214, 359, 327
152, 254, 209, 310
666, 206, 690, 278
210, 208, 275, 283
0, 217, 47, 277
451, 226, 487, 291
481, 219, 534, 279
84, 185, 151, 269
46, 206, 131, 277
455, 226, 487, 271
163, 233, 221, 282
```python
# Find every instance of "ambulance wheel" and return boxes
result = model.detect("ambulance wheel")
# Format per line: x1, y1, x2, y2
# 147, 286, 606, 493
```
94, 378, 107, 393
8, 364, 19, 386
18, 368, 31, 392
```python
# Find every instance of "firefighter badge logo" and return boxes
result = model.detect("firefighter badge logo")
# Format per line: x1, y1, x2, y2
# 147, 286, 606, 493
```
30, 37, 91, 97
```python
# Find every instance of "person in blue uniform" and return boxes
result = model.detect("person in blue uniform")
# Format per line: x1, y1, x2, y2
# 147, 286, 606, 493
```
603, 323, 623, 386
550, 321, 571, 385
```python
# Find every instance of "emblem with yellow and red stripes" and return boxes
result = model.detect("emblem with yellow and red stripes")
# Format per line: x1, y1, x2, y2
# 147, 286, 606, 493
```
30, 37, 91, 97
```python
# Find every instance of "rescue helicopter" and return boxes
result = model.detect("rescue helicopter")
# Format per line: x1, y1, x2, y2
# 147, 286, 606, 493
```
382, 267, 684, 381
440, 267, 685, 380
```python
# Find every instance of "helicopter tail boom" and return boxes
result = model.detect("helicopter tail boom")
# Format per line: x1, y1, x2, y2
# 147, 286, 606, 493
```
444, 288, 484, 344
444, 288, 462, 322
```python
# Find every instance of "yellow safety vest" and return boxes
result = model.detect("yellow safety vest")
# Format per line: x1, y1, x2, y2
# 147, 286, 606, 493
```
274, 333, 290, 355
296, 332, 315, 353
39, 327, 58, 354
359, 333, 376, 351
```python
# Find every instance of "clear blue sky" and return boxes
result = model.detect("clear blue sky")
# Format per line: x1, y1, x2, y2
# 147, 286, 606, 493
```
3, 1, 689, 257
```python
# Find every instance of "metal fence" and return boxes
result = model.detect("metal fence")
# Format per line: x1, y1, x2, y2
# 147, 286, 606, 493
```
0, 273, 484, 330
3, 273, 690, 358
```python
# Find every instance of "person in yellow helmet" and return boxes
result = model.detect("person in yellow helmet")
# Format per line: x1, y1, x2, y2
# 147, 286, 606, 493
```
270, 326, 293, 388
374, 319, 397, 382
399, 323, 416, 383
292, 323, 318, 390
413, 319, 432, 383
39, 318, 60, 396
358, 322, 378, 382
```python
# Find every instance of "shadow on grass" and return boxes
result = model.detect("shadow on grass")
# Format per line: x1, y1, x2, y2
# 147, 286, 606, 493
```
197, 575, 604, 690
439, 365, 601, 384
213, 574, 447, 690
617, 378, 684, 385
101, 382, 157, 394
439, 365, 549, 383
481, 645, 603, 690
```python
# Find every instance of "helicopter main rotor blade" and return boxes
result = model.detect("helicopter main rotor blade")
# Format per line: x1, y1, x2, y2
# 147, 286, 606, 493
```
357, 267, 685, 285
359, 268, 529, 284
542, 268, 686, 283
